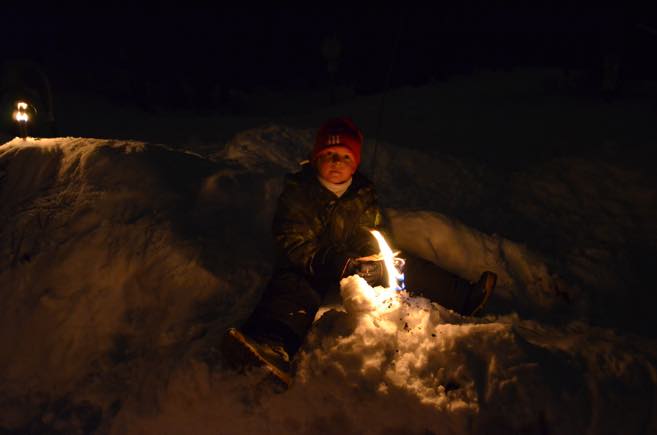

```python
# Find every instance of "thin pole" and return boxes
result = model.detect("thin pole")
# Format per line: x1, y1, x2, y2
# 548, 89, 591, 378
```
19, 121, 27, 140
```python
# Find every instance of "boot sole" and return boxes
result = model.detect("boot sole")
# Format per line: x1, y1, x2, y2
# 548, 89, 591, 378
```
222, 328, 292, 388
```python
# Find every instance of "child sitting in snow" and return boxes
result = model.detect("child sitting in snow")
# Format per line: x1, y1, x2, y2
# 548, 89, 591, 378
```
222, 117, 496, 385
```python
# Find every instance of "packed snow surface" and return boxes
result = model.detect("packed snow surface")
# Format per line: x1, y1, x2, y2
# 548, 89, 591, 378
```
1, 132, 656, 435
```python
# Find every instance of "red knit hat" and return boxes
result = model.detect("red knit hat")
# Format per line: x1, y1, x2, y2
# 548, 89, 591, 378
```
312, 117, 363, 166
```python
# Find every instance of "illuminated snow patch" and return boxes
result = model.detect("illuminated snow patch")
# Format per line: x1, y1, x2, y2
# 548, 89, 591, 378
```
340, 275, 402, 314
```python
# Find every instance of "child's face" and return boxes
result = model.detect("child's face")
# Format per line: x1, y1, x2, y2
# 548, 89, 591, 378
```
315, 146, 357, 184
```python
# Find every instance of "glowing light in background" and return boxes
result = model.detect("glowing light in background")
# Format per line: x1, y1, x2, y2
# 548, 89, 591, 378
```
13, 101, 29, 123
12, 101, 31, 140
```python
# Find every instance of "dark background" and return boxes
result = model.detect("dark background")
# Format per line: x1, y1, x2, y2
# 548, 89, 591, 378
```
2, 4, 656, 113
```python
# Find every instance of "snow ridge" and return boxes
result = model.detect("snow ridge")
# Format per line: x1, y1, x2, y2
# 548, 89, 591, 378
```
0, 133, 656, 435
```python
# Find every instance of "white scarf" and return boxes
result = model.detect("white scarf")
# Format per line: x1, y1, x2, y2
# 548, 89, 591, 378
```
317, 176, 352, 198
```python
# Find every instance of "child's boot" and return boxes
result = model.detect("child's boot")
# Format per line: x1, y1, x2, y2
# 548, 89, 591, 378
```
221, 328, 292, 388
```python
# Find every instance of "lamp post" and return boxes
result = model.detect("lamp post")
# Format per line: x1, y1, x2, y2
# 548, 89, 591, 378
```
13, 101, 30, 140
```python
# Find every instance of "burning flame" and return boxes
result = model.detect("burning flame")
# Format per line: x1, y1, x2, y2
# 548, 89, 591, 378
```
341, 231, 406, 315
369, 230, 405, 291
13, 101, 29, 123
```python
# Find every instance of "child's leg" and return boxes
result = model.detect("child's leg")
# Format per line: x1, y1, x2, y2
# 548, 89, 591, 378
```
243, 270, 322, 357
403, 254, 471, 313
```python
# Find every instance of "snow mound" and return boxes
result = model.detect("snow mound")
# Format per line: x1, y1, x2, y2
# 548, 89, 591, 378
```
1, 131, 655, 434
0, 137, 275, 430
114, 278, 657, 435
294, 280, 657, 434
388, 209, 581, 320
215, 124, 314, 173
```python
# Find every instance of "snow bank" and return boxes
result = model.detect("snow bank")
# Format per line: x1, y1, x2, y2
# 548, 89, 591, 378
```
1, 131, 656, 434
0, 137, 277, 430
112, 279, 657, 435
388, 209, 582, 320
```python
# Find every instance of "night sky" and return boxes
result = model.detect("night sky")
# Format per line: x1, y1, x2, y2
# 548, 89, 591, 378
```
3, 4, 656, 110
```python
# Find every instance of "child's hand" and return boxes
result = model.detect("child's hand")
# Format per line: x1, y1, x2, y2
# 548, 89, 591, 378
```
352, 259, 387, 288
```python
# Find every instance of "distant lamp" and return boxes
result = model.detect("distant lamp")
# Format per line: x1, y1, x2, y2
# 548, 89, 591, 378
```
13, 101, 31, 139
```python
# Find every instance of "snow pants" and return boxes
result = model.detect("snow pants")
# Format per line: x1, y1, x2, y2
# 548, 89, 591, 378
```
243, 254, 471, 356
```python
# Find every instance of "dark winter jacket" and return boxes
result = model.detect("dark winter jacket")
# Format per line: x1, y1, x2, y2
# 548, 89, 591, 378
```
272, 164, 384, 281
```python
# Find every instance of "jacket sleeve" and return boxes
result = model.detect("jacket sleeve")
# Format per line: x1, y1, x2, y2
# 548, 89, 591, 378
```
272, 181, 350, 279
352, 186, 386, 256
272, 185, 316, 273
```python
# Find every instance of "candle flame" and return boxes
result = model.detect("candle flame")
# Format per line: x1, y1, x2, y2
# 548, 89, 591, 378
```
370, 230, 405, 291
341, 231, 406, 315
